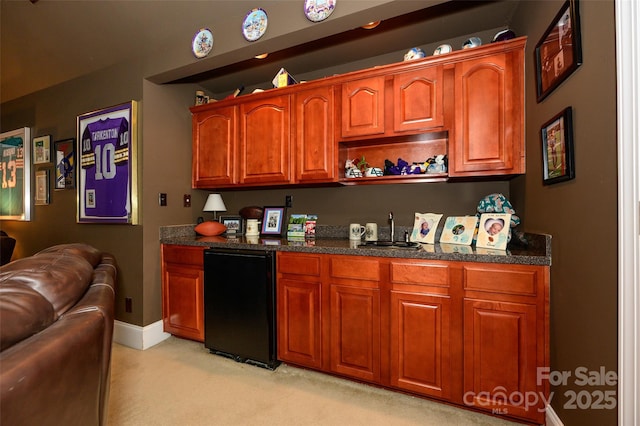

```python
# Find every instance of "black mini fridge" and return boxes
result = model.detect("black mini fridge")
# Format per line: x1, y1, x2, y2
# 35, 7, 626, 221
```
203, 248, 279, 370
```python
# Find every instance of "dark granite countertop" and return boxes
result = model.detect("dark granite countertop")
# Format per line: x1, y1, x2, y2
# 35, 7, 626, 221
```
160, 224, 551, 266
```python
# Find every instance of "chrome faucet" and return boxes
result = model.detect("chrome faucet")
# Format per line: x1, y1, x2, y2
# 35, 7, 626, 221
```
388, 211, 395, 242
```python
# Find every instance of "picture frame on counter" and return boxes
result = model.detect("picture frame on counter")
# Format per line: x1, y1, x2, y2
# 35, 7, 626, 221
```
54, 138, 76, 190
220, 215, 243, 235
261, 206, 285, 236
0, 127, 31, 221
534, 0, 582, 102
77, 101, 139, 224
541, 106, 575, 185
33, 135, 51, 164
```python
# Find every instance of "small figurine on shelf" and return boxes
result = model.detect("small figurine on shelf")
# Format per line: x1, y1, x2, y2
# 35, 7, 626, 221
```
345, 159, 362, 178
426, 154, 448, 173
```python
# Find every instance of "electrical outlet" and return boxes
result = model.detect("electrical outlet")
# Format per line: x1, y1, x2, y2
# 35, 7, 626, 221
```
285, 195, 293, 208
125, 297, 132, 313
159, 193, 167, 206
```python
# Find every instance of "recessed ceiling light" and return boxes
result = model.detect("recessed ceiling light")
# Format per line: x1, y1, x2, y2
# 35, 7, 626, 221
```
361, 21, 381, 30
254, 53, 269, 59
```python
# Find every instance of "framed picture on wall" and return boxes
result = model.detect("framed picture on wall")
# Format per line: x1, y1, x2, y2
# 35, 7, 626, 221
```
33, 135, 51, 164
535, 0, 583, 102
77, 101, 139, 224
54, 138, 76, 190
35, 169, 50, 205
541, 107, 575, 185
0, 127, 31, 221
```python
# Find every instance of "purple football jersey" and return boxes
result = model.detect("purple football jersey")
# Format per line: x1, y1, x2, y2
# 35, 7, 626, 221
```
81, 117, 129, 219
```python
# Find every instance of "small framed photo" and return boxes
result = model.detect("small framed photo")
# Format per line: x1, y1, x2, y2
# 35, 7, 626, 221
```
535, 0, 582, 102
33, 135, 51, 164
220, 215, 243, 235
54, 138, 76, 190
409, 212, 443, 244
541, 107, 575, 185
261, 206, 286, 236
439, 216, 478, 245
35, 169, 50, 205
476, 213, 511, 250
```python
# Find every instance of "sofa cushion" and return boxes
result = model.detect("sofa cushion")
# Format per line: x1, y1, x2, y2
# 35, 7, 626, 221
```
35, 243, 102, 268
0, 251, 94, 318
0, 284, 55, 351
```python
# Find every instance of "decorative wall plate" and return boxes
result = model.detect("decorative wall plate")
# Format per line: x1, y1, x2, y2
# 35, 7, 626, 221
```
192, 28, 213, 58
304, 0, 336, 22
242, 8, 268, 42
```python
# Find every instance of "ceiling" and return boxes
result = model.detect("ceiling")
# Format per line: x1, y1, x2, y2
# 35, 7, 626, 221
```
1, 0, 521, 103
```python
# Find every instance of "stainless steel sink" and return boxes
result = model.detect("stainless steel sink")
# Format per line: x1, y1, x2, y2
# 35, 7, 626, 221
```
358, 241, 421, 250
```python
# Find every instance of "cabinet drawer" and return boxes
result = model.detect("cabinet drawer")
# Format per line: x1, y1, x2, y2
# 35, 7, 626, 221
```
462, 264, 540, 296
329, 256, 380, 282
278, 253, 321, 276
162, 245, 205, 267
390, 261, 449, 287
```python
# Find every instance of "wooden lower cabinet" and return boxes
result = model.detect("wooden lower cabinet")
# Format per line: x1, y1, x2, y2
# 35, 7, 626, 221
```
161, 244, 206, 342
276, 252, 549, 425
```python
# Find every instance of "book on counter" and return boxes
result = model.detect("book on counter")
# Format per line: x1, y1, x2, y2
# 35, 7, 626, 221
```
287, 214, 317, 239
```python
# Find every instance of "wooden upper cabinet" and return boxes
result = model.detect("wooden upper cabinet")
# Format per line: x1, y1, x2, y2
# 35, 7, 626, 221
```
340, 76, 385, 138
449, 42, 525, 176
392, 65, 444, 132
239, 95, 291, 185
294, 86, 337, 183
191, 105, 237, 188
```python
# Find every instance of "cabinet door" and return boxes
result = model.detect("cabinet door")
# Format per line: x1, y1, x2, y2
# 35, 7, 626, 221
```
340, 76, 385, 138
277, 277, 323, 369
239, 95, 291, 185
392, 66, 444, 132
390, 291, 451, 399
192, 106, 237, 188
330, 283, 381, 382
161, 245, 205, 342
463, 299, 543, 422
449, 50, 524, 176
294, 86, 336, 183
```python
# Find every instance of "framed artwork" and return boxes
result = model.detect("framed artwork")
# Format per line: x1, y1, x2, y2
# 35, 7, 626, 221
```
476, 213, 511, 250
0, 127, 31, 221
409, 212, 443, 244
220, 215, 243, 235
541, 107, 575, 185
54, 138, 76, 190
261, 206, 285, 236
535, 0, 582, 102
35, 169, 50, 205
33, 135, 51, 164
77, 101, 139, 224
439, 216, 478, 245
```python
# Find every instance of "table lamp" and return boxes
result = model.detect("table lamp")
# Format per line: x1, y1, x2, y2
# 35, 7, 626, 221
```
203, 193, 226, 221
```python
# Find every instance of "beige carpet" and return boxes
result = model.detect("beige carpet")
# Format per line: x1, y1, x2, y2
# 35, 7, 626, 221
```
107, 336, 521, 426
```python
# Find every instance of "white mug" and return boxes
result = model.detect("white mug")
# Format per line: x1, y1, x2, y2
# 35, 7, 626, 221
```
246, 219, 259, 236
349, 223, 366, 240
365, 223, 378, 241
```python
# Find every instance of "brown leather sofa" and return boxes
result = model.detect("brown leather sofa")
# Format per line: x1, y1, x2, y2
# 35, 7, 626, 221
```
0, 243, 117, 426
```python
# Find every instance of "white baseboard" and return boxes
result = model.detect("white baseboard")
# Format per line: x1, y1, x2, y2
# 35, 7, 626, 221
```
113, 319, 171, 350
545, 404, 564, 426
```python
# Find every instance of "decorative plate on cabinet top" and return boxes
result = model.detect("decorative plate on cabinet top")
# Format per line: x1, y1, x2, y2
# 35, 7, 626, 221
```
242, 8, 268, 42
192, 28, 214, 58
304, 0, 336, 22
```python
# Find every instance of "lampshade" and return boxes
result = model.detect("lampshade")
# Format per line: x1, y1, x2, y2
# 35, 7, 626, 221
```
203, 194, 226, 213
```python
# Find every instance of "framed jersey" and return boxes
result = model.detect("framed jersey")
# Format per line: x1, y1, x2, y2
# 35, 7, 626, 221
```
77, 101, 139, 224
0, 127, 31, 221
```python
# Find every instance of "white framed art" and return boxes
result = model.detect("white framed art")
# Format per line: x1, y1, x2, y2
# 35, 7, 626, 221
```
409, 212, 442, 244
439, 216, 478, 245
475, 213, 511, 250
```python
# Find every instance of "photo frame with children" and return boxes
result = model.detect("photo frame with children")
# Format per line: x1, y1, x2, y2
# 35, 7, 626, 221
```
409, 212, 442, 244
476, 213, 511, 250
